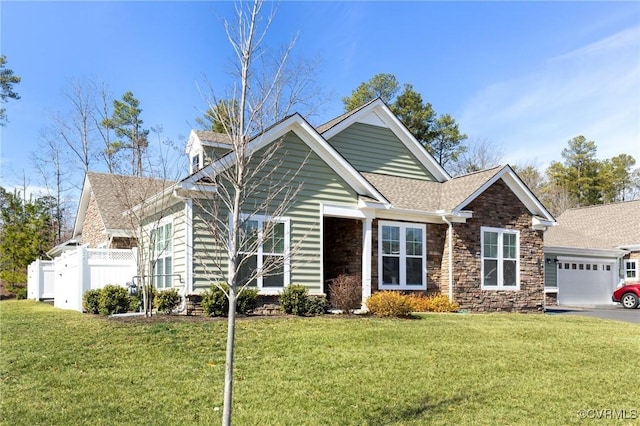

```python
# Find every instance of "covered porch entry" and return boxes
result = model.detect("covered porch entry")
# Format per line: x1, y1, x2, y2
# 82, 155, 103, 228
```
322, 208, 374, 308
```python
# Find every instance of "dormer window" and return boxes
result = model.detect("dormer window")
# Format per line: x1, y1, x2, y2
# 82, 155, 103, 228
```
191, 153, 201, 173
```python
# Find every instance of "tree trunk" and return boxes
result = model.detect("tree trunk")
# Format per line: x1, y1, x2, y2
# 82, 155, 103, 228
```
222, 287, 237, 426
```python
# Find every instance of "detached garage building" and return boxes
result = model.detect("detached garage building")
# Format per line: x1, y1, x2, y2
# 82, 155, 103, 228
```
544, 200, 640, 306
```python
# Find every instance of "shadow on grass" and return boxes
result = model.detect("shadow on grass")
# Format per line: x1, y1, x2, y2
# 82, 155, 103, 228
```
363, 392, 478, 425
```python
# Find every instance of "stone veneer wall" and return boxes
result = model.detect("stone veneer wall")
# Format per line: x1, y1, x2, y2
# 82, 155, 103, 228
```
81, 194, 108, 248
450, 179, 544, 312
80, 194, 136, 249
544, 292, 558, 307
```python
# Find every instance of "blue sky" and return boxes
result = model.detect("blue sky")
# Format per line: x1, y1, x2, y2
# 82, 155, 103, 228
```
1, 1, 639, 196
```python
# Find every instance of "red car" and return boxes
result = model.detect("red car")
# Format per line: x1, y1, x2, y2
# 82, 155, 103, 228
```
612, 283, 640, 309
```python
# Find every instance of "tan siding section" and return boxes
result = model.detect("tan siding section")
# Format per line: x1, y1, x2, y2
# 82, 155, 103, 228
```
192, 131, 360, 293
327, 122, 436, 181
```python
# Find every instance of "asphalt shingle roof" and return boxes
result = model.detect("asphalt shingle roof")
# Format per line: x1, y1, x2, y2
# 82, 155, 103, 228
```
361, 166, 503, 212
87, 172, 172, 231
192, 130, 233, 145
544, 200, 640, 249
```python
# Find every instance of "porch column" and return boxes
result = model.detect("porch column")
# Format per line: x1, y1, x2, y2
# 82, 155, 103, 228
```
361, 216, 373, 310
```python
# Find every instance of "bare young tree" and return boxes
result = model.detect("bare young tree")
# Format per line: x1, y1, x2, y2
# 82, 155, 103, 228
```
449, 137, 503, 176
54, 79, 99, 176
32, 130, 73, 245
192, 2, 318, 423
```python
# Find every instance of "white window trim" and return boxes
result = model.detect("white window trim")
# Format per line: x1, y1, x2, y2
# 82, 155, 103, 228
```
190, 152, 202, 173
378, 221, 427, 290
481, 226, 520, 290
150, 219, 173, 289
625, 259, 638, 281
231, 213, 291, 294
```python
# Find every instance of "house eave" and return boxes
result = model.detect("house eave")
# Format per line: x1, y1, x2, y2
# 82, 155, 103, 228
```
532, 216, 556, 231
174, 182, 218, 199
618, 244, 640, 252
544, 245, 628, 258
104, 229, 134, 239
376, 207, 470, 223
128, 184, 180, 216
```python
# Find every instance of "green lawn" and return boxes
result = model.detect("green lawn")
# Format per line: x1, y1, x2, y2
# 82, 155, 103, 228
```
1, 301, 638, 425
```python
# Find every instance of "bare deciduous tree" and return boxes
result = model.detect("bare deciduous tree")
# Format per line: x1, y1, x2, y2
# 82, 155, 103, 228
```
449, 137, 503, 176
32, 130, 73, 245
192, 2, 319, 424
55, 79, 99, 175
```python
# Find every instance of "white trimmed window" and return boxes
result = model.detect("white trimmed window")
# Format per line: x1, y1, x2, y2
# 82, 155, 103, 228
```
151, 221, 173, 289
481, 227, 519, 290
235, 214, 290, 292
378, 221, 426, 290
625, 260, 638, 280
191, 154, 201, 173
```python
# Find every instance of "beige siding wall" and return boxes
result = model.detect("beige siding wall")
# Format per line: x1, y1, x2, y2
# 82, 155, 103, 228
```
192, 131, 359, 293
327, 122, 436, 181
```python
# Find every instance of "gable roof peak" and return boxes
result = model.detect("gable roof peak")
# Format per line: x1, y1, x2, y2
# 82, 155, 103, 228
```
315, 98, 381, 134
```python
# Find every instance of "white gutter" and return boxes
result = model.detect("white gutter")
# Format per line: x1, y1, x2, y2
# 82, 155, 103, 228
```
545, 246, 628, 258
442, 216, 454, 302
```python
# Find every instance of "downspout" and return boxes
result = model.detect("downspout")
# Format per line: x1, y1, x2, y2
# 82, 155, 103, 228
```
442, 216, 454, 302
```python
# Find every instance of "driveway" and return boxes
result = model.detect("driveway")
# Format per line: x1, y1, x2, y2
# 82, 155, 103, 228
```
545, 305, 640, 324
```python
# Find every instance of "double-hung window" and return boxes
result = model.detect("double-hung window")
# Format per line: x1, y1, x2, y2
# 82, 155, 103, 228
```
151, 222, 173, 289
378, 221, 426, 290
625, 260, 638, 281
236, 214, 290, 292
481, 227, 519, 290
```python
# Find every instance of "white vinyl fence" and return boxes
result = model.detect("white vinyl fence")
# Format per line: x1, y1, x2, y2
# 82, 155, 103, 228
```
27, 259, 55, 300
28, 246, 137, 312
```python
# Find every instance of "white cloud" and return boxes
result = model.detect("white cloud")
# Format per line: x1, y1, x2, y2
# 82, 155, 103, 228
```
459, 25, 640, 169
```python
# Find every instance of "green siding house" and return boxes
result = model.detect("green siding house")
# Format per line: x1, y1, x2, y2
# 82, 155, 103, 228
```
134, 99, 556, 313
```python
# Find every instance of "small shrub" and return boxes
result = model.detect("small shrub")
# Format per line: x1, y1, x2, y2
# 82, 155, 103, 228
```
236, 287, 259, 314
99, 284, 130, 315
328, 274, 361, 313
83, 289, 101, 314
279, 284, 309, 315
306, 295, 329, 315
366, 291, 413, 318
155, 288, 181, 314
201, 283, 229, 317
128, 295, 141, 312
201, 283, 258, 317
14, 286, 27, 300
5, 283, 27, 300
409, 294, 459, 313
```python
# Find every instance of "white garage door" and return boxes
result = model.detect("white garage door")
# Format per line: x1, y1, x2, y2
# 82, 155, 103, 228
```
557, 258, 617, 306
